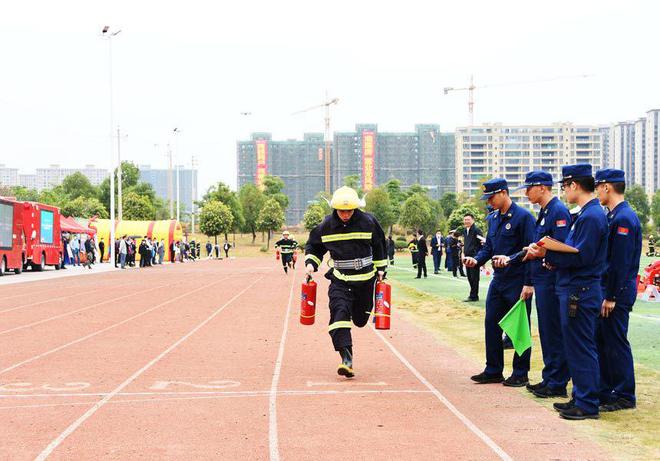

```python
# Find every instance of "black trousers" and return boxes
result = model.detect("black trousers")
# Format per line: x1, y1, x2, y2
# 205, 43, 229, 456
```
328, 278, 376, 350
417, 256, 427, 277
466, 265, 480, 299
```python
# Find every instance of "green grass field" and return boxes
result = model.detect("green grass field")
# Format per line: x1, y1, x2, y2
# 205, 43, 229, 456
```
386, 253, 659, 460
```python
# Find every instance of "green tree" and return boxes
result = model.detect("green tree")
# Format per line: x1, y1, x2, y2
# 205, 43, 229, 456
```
199, 200, 234, 244
119, 161, 140, 188
61, 196, 109, 219
365, 187, 396, 234
257, 198, 285, 248
439, 192, 459, 218
384, 179, 405, 226
122, 191, 156, 220
61, 172, 98, 200
204, 182, 245, 232
399, 193, 434, 233
303, 203, 326, 231
343, 175, 363, 196
651, 189, 660, 231
238, 183, 266, 243
38, 186, 67, 207
10, 186, 40, 201
405, 183, 429, 198
262, 175, 289, 211
448, 203, 487, 234
625, 185, 650, 227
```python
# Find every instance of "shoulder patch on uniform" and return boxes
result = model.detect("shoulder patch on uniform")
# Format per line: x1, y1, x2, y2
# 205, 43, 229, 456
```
556, 219, 567, 227
617, 226, 629, 236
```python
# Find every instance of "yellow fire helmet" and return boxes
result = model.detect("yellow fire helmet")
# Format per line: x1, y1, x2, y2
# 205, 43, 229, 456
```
330, 186, 365, 210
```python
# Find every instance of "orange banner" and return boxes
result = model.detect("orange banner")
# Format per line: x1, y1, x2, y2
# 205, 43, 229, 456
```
255, 140, 268, 189
362, 131, 375, 191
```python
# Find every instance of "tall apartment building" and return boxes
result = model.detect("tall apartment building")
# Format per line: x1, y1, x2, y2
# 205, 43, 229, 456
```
33, 164, 108, 190
646, 109, 660, 196
0, 165, 19, 187
237, 133, 326, 225
604, 109, 660, 196
456, 123, 602, 203
332, 124, 455, 198
139, 165, 197, 217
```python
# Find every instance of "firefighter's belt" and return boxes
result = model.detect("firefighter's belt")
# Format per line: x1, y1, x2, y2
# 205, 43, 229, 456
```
332, 256, 373, 270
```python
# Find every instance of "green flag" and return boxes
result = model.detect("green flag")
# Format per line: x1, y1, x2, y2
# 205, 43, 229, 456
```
498, 299, 531, 355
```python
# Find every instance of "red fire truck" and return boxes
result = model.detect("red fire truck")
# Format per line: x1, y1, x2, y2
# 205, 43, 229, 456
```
0, 197, 26, 275
21, 201, 63, 271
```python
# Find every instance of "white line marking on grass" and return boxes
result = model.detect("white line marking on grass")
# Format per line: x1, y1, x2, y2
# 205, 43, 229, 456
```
371, 326, 514, 461
0, 275, 236, 376
631, 313, 660, 322
34, 276, 263, 461
268, 271, 297, 461
389, 265, 471, 285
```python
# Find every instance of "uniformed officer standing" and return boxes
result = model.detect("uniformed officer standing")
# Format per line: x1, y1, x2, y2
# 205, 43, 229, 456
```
517, 171, 571, 398
305, 186, 388, 378
274, 231, 298, 274
528, 164, 608, 420
464, 178, 535, 387
408, 238, 418, 268
595, 168, 641, 412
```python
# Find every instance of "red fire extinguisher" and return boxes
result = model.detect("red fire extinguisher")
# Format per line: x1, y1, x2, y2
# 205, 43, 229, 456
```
276, 250, 280, 260
374, 280, 391, 330
300, 276, 317, 325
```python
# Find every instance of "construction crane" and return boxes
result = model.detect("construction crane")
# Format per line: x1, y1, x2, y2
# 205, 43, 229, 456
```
443, 74, 592, 125
292, 93, 339, 194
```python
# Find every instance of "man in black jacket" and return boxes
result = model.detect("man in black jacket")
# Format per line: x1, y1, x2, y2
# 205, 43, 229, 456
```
415, 230, 428, 278
305, 186, 388, 378
462, 213, 483, 301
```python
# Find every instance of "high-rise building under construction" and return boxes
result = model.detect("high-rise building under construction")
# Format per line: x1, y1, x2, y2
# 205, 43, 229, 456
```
237, 124, 456, 224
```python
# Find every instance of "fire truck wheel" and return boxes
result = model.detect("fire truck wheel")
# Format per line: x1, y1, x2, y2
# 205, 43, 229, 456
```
14, 262, 22, 274
0, 257, 6, 276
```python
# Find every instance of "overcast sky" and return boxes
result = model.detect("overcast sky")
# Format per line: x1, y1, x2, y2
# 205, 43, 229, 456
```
1, 0, 658, 195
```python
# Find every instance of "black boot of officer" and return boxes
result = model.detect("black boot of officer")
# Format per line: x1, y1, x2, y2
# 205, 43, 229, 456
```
338, 346, 354, 378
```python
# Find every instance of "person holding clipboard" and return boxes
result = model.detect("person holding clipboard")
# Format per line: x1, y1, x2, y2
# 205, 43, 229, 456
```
527, 164, 608, 421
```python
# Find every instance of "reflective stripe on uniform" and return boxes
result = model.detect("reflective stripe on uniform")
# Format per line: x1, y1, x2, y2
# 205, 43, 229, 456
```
328, 320, 353, 332
332, 268, 376, 282
321, 232, 372, 243
372, 259, 388, 267
305, 254, 321, 266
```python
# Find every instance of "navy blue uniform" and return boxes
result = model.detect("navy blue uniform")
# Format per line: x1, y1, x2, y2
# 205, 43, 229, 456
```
544, 198, 608, 414
475, 201, 536, 377
527, 197, 571, 390
598, 201, 641, 405
305, 209, 388, 351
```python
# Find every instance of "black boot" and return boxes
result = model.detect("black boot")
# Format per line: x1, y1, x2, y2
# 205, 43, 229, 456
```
337, 346, 354, 378
284, 266, 288, 274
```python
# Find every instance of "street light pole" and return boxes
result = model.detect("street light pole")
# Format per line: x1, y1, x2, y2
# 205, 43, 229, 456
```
173, 128, 181, 222
102, 25, 121, 267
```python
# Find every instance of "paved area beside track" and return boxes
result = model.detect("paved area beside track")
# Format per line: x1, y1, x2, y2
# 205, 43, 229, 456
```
0, 258, 609, 460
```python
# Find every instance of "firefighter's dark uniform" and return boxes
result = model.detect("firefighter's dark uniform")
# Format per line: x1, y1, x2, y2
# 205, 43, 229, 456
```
408, 240, 418, 268
305, 209, 388, 352
275, 237, 298, 273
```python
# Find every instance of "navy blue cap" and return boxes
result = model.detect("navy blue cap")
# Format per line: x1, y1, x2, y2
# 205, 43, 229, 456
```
480, 178, 509, 200
595, 168, 625, 184
518, 171, 554, 189
561, 163, 592, 181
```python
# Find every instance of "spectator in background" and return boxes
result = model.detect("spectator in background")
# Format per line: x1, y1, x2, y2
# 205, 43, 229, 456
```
206, 241, 213, 258
119, 235, 127, 269
158, 239, 165, 264
431, 230, 444, 274
70, 236, 80, 266
415, 230, 428, 278
98, 238, 105, 263
223, 240, 231, 259
387, 235, 396, 265
463, 213, 484, 302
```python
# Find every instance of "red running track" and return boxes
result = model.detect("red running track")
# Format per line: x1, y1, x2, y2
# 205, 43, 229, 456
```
0, 258, 609, 460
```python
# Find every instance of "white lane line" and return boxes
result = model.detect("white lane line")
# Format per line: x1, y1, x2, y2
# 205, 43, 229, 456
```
268, 271, 297, 461
371, 326, 514, 461
34, 275, 263, 461
0, 274, 236, 376
0, 389, 434, 410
